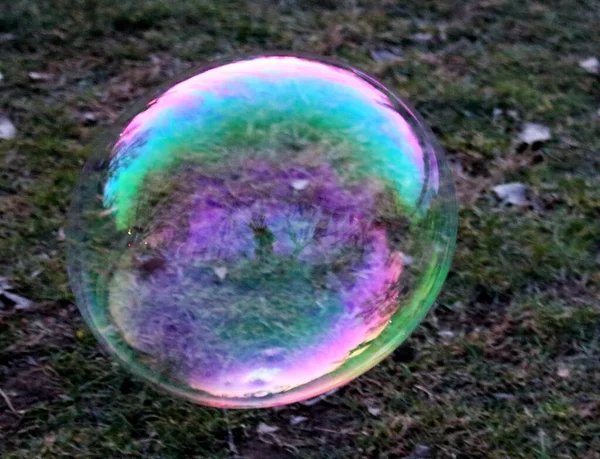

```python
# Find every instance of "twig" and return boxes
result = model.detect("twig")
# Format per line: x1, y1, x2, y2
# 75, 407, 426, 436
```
0, 387, 22, 417
414, 385, 434, 400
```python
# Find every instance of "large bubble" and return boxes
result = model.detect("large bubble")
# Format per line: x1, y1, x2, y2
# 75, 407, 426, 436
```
67, 55, 457, 408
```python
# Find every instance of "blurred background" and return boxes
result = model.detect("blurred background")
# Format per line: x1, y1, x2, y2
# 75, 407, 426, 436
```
0, 1, 599, 457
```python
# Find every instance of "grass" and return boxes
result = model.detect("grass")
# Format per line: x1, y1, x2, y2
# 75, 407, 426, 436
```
1, 0, 599, 457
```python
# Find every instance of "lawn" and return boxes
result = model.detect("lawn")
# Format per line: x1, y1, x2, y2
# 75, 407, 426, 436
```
1, 0, 599, 457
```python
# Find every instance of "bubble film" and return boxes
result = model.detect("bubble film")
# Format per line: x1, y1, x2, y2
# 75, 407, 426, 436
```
68, 56, 456, 408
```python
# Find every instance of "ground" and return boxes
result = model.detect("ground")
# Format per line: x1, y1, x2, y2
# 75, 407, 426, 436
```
0, 0, 599, 457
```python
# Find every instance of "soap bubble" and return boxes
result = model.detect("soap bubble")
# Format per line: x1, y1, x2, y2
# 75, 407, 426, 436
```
67, 55, 456, 408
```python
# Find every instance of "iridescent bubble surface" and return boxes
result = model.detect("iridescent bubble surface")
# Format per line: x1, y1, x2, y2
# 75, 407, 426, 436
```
67, 55, 456, 408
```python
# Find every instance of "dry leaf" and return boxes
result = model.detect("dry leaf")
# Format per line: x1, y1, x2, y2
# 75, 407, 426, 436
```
507, 110, 520, 120
579, 57, 599, 74
412, 32, 433, 43
370, 49, 402, 62
28, 71, 53, 81
0, 291, 32, 309
518, 123, 551, 145
493, 183, 530, 206
367, 405, 382, 416
256, 423, 279, 434
291, 179, 309, 191
213, 266, 228, 280
289, 416, 308, 425
557, 365, 570, 378
438, 330, 455, 338
0, 277, 32, 308
0, 114, 16, 140
81, 112, 98, 125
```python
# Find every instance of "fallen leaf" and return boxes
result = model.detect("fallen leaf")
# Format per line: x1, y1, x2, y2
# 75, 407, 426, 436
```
438, 329, 455, 338
370, 49, 403, 62
81, 112, 98, 125
0, 278, 32, 309
579, 57, 599, 74
213, 266, 228, 280
291, 179, 309, 191
493, 183, 530, 206
0, 291, 32, 309
518, 123, 551, 145
289, 416, 308, 425
98, 207, 117, 217
412, 32, 433, 43
367, 405, 382, 416
28, 71, 53, 81
0, 114, 16, 140
256, 423, 279, 434
507, 109, 520, 120
557, 365, 570, 378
